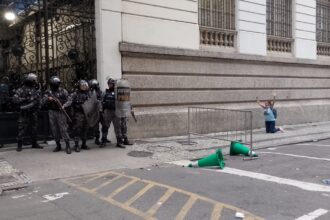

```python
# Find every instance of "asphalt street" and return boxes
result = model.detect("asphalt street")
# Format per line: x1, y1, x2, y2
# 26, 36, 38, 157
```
1, 139, 330, 220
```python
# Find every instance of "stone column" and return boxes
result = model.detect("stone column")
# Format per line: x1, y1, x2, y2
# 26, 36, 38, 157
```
95, 0, 123, 90
293, 0, 317, 60
237, 0, 267, 56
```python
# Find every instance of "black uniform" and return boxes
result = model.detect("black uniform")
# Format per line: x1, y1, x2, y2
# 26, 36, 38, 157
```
12, 73, 43, 152
42, 76, 71, 154
101, 85, 124, 148
68, 80, 90, 152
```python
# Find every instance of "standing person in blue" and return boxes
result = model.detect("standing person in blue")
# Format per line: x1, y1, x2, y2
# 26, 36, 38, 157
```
42, 76, 72, 154
12, 73, 43, 152
257, 95, 284, 133
100, 78, 125, 148
67, 80, 91, 152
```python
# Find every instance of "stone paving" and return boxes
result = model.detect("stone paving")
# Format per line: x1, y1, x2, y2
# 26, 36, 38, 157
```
0, 158, 31, 192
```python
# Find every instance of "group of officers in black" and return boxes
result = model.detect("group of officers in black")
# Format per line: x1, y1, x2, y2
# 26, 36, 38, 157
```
10, 73, 133, 154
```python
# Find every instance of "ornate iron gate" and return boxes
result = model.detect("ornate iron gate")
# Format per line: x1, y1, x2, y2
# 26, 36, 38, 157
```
0, 0, 96, 89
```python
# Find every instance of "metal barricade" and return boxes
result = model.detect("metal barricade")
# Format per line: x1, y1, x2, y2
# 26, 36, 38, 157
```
188, 107, 253, 152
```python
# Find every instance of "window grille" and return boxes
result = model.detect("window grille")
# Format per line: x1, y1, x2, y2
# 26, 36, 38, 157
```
266, 0, 293, 52
199, 0, 236, 47
317, 0, 330, 56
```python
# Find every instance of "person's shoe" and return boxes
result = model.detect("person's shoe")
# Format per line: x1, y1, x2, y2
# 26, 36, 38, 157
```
32, 142, 43, 149
116, 142, 126, 148
279, 127, 285, 133
65, 141, 71, 154
74, 140, 80, 152
16, 140, 23, 152
100, 139, 107, 148
53, 142, 62, 152
81, 141, 90, 150
106, 139, 111, 143
94, 138, 101, 145
123, 138, 133, 145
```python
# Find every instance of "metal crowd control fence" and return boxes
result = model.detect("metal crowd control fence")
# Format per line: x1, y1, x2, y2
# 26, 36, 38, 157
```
188, 107, 253, 154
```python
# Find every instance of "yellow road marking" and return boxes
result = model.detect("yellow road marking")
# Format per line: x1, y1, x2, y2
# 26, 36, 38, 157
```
91, 175, 122, 192
175, 196, 197, 220
211, 204, 224, 220
62, 179, 154, 220
144, 188, 175, 218
64, 171, 112, 182
62, 171, 264, 220
124, 183, 155, 206
107, 178, 139, 198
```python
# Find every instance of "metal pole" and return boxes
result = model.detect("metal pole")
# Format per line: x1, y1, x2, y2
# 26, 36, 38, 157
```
250, 112, 253, 159
188, 107, 191, 145
43, 0, 50, 86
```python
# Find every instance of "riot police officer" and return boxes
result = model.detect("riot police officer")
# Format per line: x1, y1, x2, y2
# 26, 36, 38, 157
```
12, 73, 43, 152
100, 78, 125, 148
68, 80, 90, 152
88, 79, 103, 145
42, 76, 72, 154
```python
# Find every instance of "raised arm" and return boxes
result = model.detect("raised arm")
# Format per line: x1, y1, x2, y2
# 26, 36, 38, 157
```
271, 94, 276, 107
256, 97, 266, 109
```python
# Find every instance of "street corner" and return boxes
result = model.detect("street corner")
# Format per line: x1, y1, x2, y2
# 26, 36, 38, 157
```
0, 158, 31, 193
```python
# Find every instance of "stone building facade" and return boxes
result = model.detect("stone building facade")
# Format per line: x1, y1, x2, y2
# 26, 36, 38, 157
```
95, 0, 330, 138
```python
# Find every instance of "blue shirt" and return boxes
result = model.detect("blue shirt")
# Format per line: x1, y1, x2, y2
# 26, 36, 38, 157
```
264, 107, 275, 122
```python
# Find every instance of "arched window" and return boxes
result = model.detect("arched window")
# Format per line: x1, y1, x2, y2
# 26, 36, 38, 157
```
199, 0, 236, 47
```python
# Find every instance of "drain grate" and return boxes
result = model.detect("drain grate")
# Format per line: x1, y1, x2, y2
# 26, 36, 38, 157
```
127, 151, 153, 158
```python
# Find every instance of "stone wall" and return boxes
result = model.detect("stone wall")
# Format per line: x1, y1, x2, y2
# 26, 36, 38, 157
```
120, 43, 330, 138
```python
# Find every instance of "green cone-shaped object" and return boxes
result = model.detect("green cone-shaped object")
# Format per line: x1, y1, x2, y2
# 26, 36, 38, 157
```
230, 141, 258, 157
188, 149, 225, 169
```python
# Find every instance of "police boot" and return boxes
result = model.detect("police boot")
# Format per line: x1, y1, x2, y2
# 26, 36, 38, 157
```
81, 140, 90, 150
32, 141, 43, 149
74, 140, 81, 152
16, 140, 23, 152
94, 138, 101, 145
100, 138, 107, 148
116, 138, 126, 149
123, 138, 133, 145
65, 141, 71, 154
53, 141, 62, 152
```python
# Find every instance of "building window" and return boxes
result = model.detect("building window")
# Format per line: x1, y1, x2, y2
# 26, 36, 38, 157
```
266, 0, 293, 53
199, 0, 236, 48
317, 0, 330, 56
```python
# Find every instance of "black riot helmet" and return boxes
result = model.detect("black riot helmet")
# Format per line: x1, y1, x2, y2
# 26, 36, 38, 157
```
107, 78, 115, 86
78, 79, 89, 92
49, 76, 61, 90
88, 79, 99, 91
24, 73, 38, 87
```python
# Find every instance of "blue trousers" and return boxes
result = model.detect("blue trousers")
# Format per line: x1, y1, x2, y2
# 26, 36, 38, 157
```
265, 121, 280, 133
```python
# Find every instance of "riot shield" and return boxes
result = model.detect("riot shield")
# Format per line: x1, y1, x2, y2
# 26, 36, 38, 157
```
115, 79, 131, 118
82, 91, 100, 127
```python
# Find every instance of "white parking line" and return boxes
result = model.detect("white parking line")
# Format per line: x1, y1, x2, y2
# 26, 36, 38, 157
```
295, 208, 328, 220
295, 143, 330, 147
168, 161, 330, 192
258, 152, 330, 162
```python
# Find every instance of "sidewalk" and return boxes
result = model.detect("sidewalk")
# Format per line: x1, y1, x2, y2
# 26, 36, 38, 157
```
1, 121, 330, 185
